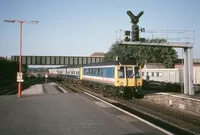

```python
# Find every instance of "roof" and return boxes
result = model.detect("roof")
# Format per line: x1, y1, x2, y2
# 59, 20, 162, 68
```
82, 60, 137, 67
143, 63, 165, 69
176, 58, 200, 64
63, 60, 137, 68
90, 52, 105, 57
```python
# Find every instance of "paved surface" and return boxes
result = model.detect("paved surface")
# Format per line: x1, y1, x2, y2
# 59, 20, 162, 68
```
21, 84, 44, 95
0, 86, 168, 135
43, 83, 63, 94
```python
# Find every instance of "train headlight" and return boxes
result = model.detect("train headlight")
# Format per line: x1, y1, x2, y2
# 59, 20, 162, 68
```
120, 82, 123, 86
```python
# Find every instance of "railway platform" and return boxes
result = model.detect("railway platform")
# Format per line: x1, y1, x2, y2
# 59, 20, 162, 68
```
143, 91, 200, 114
0, 83, 170, 135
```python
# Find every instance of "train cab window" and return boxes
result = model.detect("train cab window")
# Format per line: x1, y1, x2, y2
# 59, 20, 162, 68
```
126, 67, 133, 78
134, 66, 140, 78
118, 67, 124, 78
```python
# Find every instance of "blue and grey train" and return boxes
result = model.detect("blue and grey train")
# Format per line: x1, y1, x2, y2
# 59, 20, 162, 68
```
52, 61, 143, 88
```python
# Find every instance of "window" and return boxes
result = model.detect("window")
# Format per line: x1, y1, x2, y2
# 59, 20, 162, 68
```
84, 68, 89, 75
156, 72, 159, 77
110, 68, 114, 77
118, 67, 124, 78
134, 66, 140, 78
142, 72, 144, 76
90, 69, 92, 75
97, 68, 100, 76
126, 67, 133, 78
152, 72, 154, 76
101, 68, 104, 77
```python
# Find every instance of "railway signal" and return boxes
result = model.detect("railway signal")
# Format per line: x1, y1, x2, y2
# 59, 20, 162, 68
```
126, 10, 144, 42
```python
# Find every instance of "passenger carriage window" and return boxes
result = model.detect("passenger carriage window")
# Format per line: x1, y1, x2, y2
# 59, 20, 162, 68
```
94, 68, 97, 75
96, 68, 98, 75
100, 68, 104, 77
110, 68, 114, 77
90, 69, 92, 75
156, 72, 159, 77
93, 68, 95, 75
84, 69, 88, 75
88, 69, 91, 74
97, 68, 100, 76
152, 72, 154, 76
107, 68, 110, 77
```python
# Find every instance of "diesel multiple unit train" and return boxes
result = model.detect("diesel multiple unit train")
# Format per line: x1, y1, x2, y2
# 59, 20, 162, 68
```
49, 61, 200, 86
49, 61, 143, 88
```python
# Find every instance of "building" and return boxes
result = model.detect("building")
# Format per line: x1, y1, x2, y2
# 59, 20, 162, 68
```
90, 52, 104, 57
143, 63, 165, 69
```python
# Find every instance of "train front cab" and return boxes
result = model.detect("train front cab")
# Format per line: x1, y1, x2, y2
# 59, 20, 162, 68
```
115, 65, 142, 88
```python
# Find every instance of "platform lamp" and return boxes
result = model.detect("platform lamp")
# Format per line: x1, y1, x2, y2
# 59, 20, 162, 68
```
3, 19, 39, 98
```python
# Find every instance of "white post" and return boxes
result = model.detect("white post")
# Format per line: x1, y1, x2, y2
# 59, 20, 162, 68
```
184, 48, 189, 95
188, 47, 194, 95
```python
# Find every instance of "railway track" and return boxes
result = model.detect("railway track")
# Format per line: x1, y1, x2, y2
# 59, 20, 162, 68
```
0, 78, 44, 95
59, 81, 200, 135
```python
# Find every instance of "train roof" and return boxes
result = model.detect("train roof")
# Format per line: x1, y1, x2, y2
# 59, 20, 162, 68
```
82, 60, 137, 67
64, 60, 137, 68
65, 65, 83, 68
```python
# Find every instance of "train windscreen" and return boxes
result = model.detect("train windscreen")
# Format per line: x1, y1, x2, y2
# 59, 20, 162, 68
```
126, 67, 133, 78
134, 66, 140, 78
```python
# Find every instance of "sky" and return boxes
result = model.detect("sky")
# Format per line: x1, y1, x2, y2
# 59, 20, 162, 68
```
0, 0, 199, 60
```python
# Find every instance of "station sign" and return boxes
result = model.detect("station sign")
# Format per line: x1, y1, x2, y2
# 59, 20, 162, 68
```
17, 72, 24, 82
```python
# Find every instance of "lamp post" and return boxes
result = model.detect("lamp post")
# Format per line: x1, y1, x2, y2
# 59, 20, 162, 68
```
4, 19, 39, 97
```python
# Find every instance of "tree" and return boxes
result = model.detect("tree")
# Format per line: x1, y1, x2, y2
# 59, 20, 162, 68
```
104, 39, 178, 68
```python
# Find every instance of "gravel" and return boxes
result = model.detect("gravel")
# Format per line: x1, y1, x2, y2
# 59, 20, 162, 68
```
21, 84, 44, 95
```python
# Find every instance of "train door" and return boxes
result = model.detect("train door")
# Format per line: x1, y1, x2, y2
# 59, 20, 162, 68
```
115, 66, 126, 86
115, 65, 135, 87
126, 66, 135, 86
133, 66, 142, 87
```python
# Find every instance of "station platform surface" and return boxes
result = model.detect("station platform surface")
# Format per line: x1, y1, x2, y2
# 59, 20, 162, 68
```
0, 85, 168, 135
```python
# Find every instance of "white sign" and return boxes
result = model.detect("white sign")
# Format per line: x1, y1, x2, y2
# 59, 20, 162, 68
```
17, 72, 24, 82
45, 74, 48, 78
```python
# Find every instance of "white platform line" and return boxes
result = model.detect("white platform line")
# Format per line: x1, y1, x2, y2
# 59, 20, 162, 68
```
84, 92, 174, 135
57, 85, 68, 93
